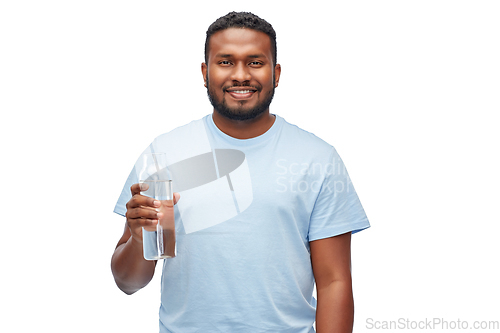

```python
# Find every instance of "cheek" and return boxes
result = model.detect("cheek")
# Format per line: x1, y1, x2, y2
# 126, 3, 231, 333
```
256, 71, 274, 86
207, 66, 228, 83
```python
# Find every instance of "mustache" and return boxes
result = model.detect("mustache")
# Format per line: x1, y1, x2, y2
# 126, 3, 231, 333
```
222, 83, 261, 92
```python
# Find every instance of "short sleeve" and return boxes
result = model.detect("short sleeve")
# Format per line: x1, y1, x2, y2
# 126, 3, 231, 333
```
308, 148, 370, 241
113, 166, 138, 217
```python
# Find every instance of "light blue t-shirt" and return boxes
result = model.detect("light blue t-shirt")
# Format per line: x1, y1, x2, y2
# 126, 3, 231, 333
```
114, 114, 370, 333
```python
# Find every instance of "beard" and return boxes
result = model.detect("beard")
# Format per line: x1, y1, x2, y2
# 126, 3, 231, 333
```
206, 75, 276, 121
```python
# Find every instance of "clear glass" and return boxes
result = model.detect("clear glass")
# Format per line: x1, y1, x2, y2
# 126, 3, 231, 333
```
136, 153, 176, 260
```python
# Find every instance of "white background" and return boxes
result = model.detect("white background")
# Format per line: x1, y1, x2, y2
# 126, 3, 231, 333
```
1, 1, 499, 332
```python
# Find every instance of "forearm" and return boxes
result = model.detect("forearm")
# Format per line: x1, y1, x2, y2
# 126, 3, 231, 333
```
111, 236, 156, 295
315, 280, 354, 333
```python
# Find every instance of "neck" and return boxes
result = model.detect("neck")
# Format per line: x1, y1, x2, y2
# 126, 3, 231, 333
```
212, 110, 276, 139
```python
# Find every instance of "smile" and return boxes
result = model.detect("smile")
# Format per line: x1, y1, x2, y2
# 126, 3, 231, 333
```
231, 90, 254, 94
225, 88, 258, 100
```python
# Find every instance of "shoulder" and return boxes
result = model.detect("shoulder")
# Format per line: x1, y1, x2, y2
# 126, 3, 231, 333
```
277, 115, 335, 157
149, 115, 213, 165
153, 116, 209, 143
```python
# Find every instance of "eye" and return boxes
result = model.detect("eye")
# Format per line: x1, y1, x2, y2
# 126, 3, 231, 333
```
249, 61, 263, 66
219, 60, 232, 65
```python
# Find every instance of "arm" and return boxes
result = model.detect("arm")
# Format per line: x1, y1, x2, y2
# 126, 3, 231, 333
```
111, 222, 157, 295
110, 183, 179, 295
310, 232, 353, 333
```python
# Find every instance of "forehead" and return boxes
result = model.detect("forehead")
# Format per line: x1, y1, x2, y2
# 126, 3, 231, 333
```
207, 28, 272, 61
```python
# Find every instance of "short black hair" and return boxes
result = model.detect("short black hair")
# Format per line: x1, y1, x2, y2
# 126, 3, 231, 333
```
205, 12, 277, 66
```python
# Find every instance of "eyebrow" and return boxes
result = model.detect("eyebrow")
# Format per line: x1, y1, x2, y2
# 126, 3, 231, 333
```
248, 54, 266, 59
215, 53, 267, 59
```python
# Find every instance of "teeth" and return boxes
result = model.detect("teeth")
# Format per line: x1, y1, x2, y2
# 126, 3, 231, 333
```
232, 90, 252, 94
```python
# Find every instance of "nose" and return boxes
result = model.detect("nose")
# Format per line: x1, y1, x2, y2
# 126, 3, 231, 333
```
230, 62, 251, 83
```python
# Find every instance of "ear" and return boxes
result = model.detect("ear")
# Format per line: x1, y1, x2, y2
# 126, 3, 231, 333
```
201, 63, 208, 87
274, 64, 281, 87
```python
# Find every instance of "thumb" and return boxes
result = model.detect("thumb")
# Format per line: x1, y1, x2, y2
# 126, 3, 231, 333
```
130, 182, 149, 196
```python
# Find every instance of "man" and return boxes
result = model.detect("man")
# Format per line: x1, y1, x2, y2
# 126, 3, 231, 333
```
111, 11, 369, 333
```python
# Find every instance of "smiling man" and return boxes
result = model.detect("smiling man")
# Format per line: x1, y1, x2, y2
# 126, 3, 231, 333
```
112, 12, 370, 333
203, 27, 279, 123
203, 25, 280, 138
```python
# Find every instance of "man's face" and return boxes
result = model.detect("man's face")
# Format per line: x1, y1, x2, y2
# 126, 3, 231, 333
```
202, 28, 281, 121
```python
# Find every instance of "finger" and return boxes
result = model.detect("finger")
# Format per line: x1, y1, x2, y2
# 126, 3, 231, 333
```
126, 206, 163, 220
126, 194, 162, 209
173, 192, 181, 205
130, 182, 149, 196
127, 217, 159, 232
